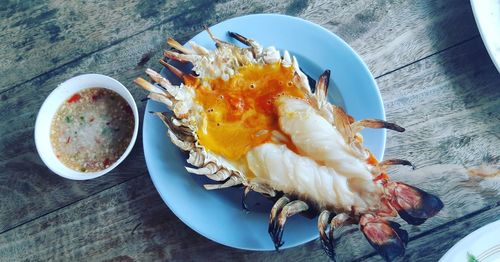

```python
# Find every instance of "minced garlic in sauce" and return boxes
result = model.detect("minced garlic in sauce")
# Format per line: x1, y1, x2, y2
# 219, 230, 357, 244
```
50, 88, 134, 172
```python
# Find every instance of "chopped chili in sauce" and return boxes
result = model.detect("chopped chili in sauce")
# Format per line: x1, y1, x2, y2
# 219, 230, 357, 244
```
67, 94, 81, 103
50, 88, 134, 172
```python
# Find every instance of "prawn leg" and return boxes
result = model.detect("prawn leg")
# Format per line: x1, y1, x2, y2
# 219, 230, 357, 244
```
268, 197, 309, 250
318, 211, 353, 261
227, 31, 263, 57
242, 183, 277, 211
159, 60, 197, 83
163, 50, 192, 63
379, 159, 415, 170
314, 69, 331, 104
167, 38, 194, 54
352, 119, 405, 133
241, 186, 252, 211
203, 176, 241, 190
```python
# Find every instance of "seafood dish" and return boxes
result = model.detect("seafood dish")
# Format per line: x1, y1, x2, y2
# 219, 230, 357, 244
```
135, 29, 443, 261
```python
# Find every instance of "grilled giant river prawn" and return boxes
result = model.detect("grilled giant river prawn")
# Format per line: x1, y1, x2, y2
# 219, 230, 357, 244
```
135, 30, 444, 261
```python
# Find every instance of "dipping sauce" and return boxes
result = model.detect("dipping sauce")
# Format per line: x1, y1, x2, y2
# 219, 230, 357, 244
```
50, 88, 134, 172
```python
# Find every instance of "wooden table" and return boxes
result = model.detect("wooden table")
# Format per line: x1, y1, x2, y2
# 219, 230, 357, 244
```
1, 1, 499, 261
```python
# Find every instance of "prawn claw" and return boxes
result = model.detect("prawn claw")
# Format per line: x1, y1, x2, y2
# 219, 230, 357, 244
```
360, 214, 408, 262
386, 181, 444, 225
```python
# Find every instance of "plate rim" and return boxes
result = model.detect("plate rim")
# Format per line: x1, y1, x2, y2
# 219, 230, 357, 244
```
142, 13, 386, 251
439, 219, 500, 261
470, 0, 500, 73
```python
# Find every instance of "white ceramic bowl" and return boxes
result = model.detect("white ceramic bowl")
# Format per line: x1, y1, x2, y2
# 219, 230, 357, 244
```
34, 74, 139, 180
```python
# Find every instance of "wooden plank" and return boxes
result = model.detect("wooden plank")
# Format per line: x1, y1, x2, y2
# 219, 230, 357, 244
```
0, 0, 479, 92
380, 37, 500, 167
0, 0, 294, 92
304, 0, 480, 77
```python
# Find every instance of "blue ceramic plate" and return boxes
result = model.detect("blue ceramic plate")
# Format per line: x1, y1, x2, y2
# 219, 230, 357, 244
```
143, 14, 386, 251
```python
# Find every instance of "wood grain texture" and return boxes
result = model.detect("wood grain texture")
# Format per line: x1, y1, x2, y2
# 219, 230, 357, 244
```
381, 37, 500, 166
303, 0, 480, 77
1, 30, 498, 262
0, 0, 478, 92
0, 0, 293, 91
0, 0, 498, 261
